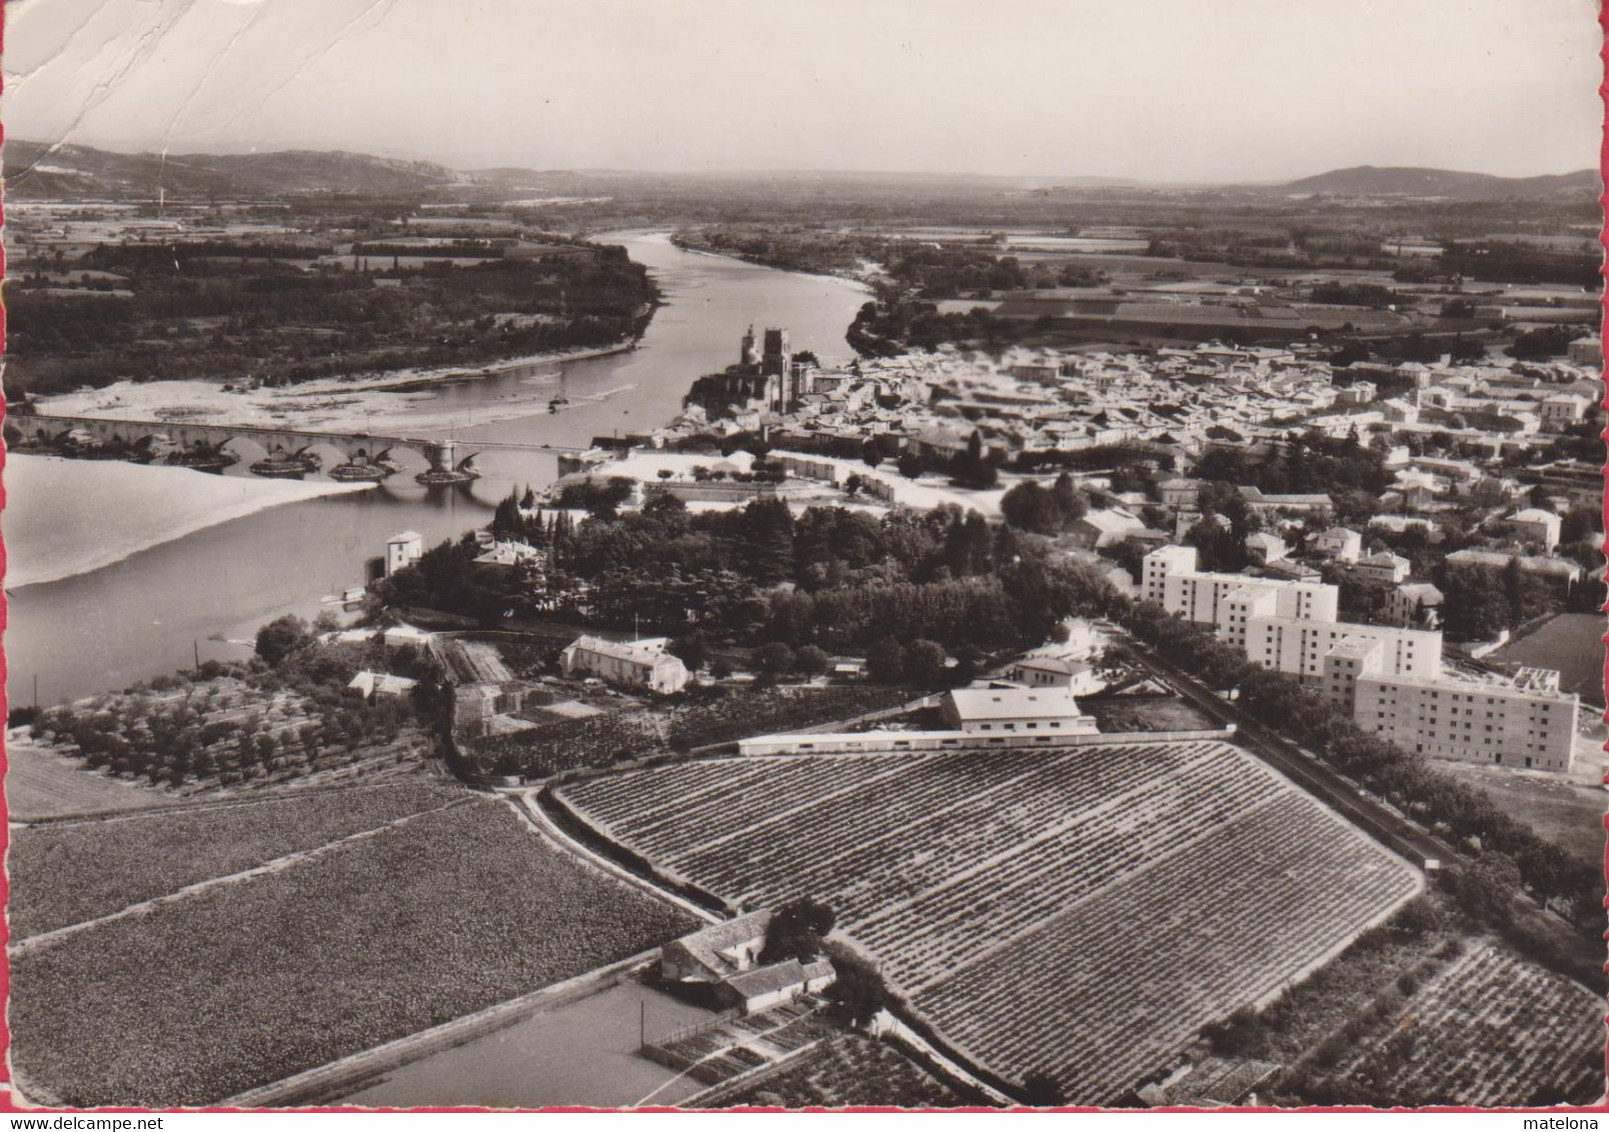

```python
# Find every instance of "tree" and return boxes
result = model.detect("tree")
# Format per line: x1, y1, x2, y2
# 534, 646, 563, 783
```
667, 634, 708, 674
897, 453, 925, 479
794, 644, 830, 677
761, 896, 837, 964
1020, 1072, 1067, 1107
254, 615, 310, 667
823, 944, 889, 1028
1439, 851, 1523, 927
866, 636, 906, 684
902, 639, 947, 686
754, 641, 795, 680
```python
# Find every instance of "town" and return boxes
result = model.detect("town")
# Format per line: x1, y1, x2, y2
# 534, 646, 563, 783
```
3, 0, 1603, 1110
10, 312, 1602, 1109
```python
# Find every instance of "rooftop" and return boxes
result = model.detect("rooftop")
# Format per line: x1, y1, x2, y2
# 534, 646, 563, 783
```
946, 686, 1087, 721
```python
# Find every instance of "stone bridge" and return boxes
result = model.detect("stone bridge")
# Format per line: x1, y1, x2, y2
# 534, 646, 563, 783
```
7, 412, 581, 483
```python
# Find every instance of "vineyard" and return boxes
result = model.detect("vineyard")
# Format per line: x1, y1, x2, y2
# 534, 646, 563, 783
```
467, 686, 911, 779
9, 797, 696, 1107
558, 740, 1423, 1103
706, 1032, 969, 1108
8, 783, 464, 938
1327, 944, 1604, 1106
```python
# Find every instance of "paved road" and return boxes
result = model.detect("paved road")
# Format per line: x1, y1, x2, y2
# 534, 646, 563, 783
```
1118, 637, 1458, 870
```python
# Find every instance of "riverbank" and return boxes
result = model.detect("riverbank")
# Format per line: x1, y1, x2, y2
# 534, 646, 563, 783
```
4, 455, 376, 589
667, 232, 880, 290
31, 339, 642, 436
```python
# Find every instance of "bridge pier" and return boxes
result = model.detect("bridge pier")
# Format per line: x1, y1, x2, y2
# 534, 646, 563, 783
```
414, 439, 480, 485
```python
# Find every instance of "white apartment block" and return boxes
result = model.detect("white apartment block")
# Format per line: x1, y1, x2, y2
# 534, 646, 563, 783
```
1353, 666, 1578, 773
1141, 545, 1339, 625
1222, 587, 1442, 682
1141, 544, 1575, 772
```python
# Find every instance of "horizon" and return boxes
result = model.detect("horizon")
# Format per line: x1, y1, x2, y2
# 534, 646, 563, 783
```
5, 135, 1599, 188
4, 0, 1599, 184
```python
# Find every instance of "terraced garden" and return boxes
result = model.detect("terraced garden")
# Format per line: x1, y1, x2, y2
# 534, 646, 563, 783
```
1328, 944, 1604, 1106
9, 796, 696, 1107
557, 740, 1423, 1103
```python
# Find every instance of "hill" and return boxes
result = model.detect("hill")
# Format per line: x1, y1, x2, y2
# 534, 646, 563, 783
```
1270, 164, 1600, 200
5, 140, 461, 199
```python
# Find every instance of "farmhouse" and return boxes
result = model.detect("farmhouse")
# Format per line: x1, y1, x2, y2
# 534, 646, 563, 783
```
560, 635, 690, 694
659, 911, 835, 1015
941, 686, 1099, 735
1566, 336, 1601, 367
1006, 654, 1101, 694
1065, 507, 1146, 550
661, 910, 771, 983
721, 958, 836, 1015
346, 671, 418, 701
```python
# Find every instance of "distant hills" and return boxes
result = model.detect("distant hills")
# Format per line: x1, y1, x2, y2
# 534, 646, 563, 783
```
4, 140, 1600, 202
5, 141, 462, 198
1262, 164, 1601, 200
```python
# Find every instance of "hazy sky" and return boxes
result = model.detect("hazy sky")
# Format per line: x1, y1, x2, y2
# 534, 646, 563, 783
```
4, 0, 1601, 181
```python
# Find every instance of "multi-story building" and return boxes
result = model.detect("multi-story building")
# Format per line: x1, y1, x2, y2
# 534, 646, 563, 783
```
1142, 543, 1576, 773
1307, 526, 1363, 563
559, 635, 690, 694
384, 530, 424, 576
1353, 666, 1578, 773
1506, 508, 1562, 552
1352, 552, 1411, 585
1141, 545, 1338, 625
1225, 589, 1443, 683
1388, 581, 1444, 627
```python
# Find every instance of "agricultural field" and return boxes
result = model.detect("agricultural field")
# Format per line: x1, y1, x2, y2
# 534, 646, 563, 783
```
9, 797, 695, 1107
5, 736, 184, 820
709, 1032, 970, 1109
1324, 944, 1604, 1106
8, 782, 465, 937
1490, 613, 1605, 707
557, 739, 1423, 1103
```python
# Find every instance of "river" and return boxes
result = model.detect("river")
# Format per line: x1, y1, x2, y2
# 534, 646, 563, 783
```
4, 233, 869, 706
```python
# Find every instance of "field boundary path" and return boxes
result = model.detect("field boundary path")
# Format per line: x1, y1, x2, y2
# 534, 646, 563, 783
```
8, 797, 474, 954
9, 775, 452, 830
509, 791, 721, 926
